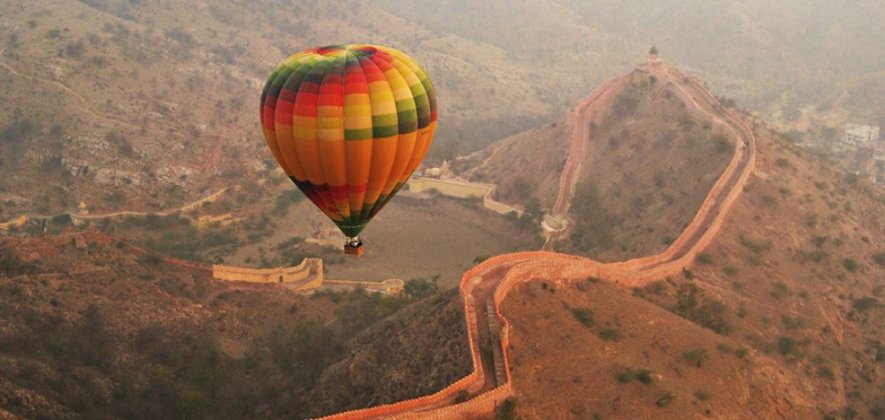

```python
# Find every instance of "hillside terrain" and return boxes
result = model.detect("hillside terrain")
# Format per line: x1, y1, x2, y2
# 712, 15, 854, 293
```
2, 57, 880, 419
458, 120, 570, 210
66, 192, 540, 289
565, 71, 733, 261
0, 0, 562, 220
0, 2, 883, 418
3, 1, 883, 220
291, 66, 883, 419
500, 119, 884, 419
0, 231, 470, 418
470, 69, 734, 261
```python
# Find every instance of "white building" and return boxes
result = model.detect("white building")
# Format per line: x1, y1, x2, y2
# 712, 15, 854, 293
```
842, 124, 879, 150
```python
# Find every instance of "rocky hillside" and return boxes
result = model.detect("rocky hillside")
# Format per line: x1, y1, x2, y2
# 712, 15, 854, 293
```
565, 71, 734, 261
0, 0, 566, 219
500, 121, 885, 419
0, 231, 470, 419
3, 1, 883, 220
458, 120, 570, 211
466, 69, 734, 261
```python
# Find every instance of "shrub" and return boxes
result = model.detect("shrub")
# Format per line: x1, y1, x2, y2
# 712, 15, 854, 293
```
739, 235, 772, 254
674, 284, 733, 335
656, 392, 675, 407
1, 119, 34, 142
51, 214, 72, 225
841, 258, 861, 273
65, 41, 85, 58
798, 249, 828, 263
0, 248, 35, 276
723, 266, 739, 276
682, 348, 708, 367
771, 281, 791, 300
694, 390, 711, 401
644, 280, 667, 295
616, 368, 653, 384
166, 28, 194, 45
635, 369, 654, 384
495, 398, 516, 420
816, 366, 835, 380
612, 87, 641, 116
571, 308, 594, 327
852, 297, 878, 312
777, 337, 803, 359
695, 252, 713, 265
104, 191, 127, 205
782, 315, 803, 330
712, 134, 731, 152
273, 190, 303, 215
598, 328, 624, 341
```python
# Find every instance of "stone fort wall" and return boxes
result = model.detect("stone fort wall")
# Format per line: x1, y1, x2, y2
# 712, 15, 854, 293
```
313, 66, 756, 419
407, 177, 523, 216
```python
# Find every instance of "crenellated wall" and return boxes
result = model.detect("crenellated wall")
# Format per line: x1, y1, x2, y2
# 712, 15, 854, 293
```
406, 177, 523, 216
211, 258, 323, 291
323, 279, 405, 296
6, 67, 748, 420
313, 66, 757, 420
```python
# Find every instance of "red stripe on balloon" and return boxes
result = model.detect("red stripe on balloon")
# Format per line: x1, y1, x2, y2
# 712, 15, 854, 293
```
274, 97, 294, 125
329, 185, 348, 201
360, 59, 385, 83
317, 78, 344, 106
262, 103, 277, 129
294, 92, 318, 117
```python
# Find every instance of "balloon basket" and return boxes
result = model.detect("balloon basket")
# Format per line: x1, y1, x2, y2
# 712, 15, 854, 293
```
344, 242, 364, 256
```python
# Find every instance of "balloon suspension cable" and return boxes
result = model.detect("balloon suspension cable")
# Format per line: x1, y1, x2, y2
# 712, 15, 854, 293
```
343, 236, 365, 256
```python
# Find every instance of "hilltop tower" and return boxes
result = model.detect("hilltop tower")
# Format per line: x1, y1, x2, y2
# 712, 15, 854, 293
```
648, 46, 664, 68
439, 159, 452, 178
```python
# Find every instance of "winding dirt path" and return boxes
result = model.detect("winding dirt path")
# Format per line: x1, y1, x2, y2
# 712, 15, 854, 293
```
317, 64, 757, 419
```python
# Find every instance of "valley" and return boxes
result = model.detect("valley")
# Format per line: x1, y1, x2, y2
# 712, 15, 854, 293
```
1, 2, 883, 418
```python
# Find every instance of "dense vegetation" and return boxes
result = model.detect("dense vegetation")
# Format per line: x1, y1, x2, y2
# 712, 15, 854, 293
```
0, 238, 471, 418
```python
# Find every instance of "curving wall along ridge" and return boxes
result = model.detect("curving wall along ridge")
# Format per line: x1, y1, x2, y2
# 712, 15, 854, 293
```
323, 279, 405, 296
315, 64, 757, 420
597, 67, 757, 286
407, 177, 524, 216
550, 75, 631, 219
212, 258, 322, 285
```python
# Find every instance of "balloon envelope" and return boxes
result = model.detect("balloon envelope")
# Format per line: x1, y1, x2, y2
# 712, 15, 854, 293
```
260, 45, 437, 238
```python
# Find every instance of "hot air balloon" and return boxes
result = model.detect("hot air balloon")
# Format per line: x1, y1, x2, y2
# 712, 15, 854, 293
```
260, 45, 437, 255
